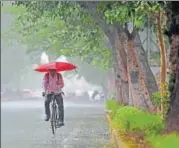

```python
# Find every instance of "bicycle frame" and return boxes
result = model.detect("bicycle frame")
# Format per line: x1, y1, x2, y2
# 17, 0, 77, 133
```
46, 92, 64, 135
46, 92, 62, 135
51, 94, 57, 113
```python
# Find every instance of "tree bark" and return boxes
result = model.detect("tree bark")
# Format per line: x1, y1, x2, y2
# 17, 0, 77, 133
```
165, 1, 179, 132
156, 12, 167, 115
125, 31, 157, 112
134, 34, 159, 105
166, 35, 179, 132
106, 26, 129, 105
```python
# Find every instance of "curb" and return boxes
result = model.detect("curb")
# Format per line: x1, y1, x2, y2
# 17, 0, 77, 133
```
106, 111, 126, 148
106, 111, 150, 148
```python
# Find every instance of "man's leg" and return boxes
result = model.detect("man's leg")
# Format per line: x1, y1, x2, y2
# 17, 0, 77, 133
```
56, 94, 64, 125
44, 94, 51, 121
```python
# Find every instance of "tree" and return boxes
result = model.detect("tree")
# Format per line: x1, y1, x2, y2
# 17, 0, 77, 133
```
11, 1, 159, 110
156, 10, 167, 115
164, 1, 179, 132
1, 4, 37, 89
103, 2, 159, 109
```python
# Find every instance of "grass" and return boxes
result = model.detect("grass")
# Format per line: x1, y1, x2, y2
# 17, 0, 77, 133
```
147, 133, 179, 148
106, 100, 179, 148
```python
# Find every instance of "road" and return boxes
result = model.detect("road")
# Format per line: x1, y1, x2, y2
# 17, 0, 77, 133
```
1, 99, 109, 148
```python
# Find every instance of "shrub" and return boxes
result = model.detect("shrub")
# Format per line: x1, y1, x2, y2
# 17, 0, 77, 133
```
151, 92, 161, 107
146, 133, 179, 148
105, 99, 178, 148
105, 99, 121, 119
113, 106, 164, 135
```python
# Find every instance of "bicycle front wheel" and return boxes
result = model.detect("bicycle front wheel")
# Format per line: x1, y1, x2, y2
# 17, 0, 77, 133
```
51, 106, 57, 135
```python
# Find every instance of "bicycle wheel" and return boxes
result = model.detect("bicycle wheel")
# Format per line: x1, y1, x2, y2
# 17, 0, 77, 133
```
51, 106, 57, 135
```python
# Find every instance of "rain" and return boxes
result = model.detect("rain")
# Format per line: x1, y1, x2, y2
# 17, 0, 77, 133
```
1, 1, 165, 148
1, 2, 110, 148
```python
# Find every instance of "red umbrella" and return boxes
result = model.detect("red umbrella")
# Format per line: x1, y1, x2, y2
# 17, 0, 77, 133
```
34, 61, 77, 72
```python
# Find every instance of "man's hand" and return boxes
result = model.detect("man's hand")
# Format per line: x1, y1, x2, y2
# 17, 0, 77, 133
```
42, 92, 46, 97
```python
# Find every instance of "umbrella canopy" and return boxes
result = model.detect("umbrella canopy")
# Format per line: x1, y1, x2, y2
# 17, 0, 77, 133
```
34, 61, 77, 72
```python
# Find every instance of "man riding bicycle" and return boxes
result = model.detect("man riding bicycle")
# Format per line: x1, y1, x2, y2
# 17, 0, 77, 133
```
43, 68, 64, 126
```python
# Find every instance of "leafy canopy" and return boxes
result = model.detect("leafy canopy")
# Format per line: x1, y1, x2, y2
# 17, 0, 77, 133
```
7, 1, 166, 69
7, 2, 112, 69
103, 1, 166, 34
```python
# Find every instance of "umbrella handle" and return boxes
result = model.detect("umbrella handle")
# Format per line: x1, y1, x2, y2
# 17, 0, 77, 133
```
74, 69, 78, 73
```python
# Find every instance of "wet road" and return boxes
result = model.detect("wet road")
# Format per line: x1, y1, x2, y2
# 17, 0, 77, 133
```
1, 99, 109, 148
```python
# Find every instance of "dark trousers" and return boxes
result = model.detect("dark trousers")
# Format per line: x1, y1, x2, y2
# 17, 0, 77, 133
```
45, 94, 64, 122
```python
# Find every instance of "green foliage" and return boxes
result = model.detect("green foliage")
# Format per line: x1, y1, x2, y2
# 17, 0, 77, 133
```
151, 83, 170, 117
113, 106, 164, 135
163, 83, 170, 116
6, 2, 112, 69
106, 99, 179, 148
5, 1, 168, 70
104, 2, 164, 30
106, 99, 119, 110
105, 100, 121, 119
106, 100, 164, 136
6, 1, 166, 69
146, 133, 179, 148
152, 91, 161, 107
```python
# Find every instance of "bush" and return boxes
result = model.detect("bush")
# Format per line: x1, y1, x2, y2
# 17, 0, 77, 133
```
147, 133, 179, 148
105, 99, 121, 119
105, 99, 178, 148
113, 106, 164, 135
151, 92, 161, 107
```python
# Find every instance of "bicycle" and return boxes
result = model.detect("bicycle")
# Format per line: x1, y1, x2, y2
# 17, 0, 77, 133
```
44, 92, 64, 135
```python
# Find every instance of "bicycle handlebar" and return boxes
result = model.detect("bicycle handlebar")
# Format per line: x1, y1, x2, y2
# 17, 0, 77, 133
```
42, 91, 64, 97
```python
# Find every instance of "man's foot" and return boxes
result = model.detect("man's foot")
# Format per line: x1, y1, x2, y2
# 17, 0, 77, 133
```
45, 115, 50, 121
57, 121, 64, 126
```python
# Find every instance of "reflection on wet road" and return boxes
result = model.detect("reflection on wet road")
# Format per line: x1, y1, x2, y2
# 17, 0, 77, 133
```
1, 99, 109, 148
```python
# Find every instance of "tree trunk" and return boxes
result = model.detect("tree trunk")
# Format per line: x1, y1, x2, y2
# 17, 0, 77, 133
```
107, 27, 158, 110
164, 1, 179, 133
134, 34, 159, 107
156, 12, 167, 115
106, 26, 129, 105
125, 32, 157, 112
166, 35, 179, 132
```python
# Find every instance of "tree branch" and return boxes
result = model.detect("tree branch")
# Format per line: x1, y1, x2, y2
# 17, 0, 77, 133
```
77, 2, 112, 35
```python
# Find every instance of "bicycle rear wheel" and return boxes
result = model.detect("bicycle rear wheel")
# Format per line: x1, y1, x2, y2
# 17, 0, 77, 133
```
51, 106, 57, 135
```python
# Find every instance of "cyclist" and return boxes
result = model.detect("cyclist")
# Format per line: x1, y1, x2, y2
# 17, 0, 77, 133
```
43, 68, 64, 126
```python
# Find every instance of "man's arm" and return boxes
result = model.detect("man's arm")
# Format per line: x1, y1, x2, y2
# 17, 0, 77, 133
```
58, 73, 64, 89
